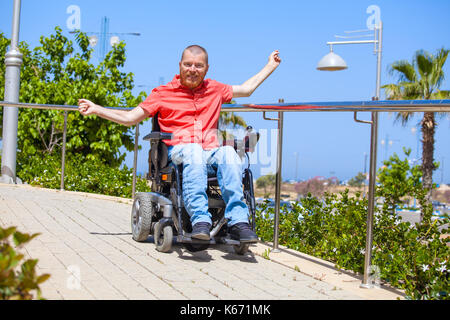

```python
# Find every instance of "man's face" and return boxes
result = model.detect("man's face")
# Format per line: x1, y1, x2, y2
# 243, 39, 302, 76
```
179, 50, 209, 90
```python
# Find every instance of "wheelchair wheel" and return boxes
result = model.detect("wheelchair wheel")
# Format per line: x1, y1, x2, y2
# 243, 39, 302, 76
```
183, 243, 209, 252
154, 221, 173, 252
131, 193, 154, 242
233, 243, 249, 255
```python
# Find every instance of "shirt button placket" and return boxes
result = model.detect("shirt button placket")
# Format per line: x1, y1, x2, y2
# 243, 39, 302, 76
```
193, 93, 201, 145
193, 93, 198, 121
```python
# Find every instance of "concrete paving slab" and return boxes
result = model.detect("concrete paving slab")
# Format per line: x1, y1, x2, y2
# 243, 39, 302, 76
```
0, 183, 405, 300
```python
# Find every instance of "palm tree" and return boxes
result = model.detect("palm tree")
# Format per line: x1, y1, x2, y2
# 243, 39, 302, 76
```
219, 100, 247, 141
382, 48, 449, 220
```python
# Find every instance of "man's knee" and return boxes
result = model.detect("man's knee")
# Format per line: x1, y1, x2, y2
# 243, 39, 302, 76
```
216, 145, 241, 165
172, 143, 204, 165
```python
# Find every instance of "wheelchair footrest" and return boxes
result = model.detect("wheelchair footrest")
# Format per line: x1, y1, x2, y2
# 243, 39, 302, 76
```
177, 235, 241, 246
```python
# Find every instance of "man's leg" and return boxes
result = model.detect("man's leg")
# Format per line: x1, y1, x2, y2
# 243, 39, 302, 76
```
208, 146, 258, 242
169, 144, 212, 239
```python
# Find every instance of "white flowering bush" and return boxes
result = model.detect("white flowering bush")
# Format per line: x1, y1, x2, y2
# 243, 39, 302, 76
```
256, 149, 449, 300
374, 149, 449, 299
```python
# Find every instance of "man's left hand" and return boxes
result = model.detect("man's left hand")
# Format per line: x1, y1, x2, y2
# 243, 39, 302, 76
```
268, 50, 281, 69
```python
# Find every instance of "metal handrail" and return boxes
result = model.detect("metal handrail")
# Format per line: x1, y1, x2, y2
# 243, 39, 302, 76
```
2, 99, 450, 112
2, 99, 450, 288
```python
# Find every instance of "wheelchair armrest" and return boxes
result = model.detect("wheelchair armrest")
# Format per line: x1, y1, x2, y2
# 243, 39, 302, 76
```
222, 126, 260, 157
244, 126, 260, 153
222, 138, 242, 151
143, 131, 173, 141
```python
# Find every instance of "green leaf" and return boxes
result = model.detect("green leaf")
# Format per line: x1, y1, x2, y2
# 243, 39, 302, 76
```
37, 273, 51, 284
0, 226, 17, 241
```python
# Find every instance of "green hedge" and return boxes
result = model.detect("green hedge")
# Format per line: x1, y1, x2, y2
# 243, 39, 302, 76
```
256, 150, 449, 300
16, 152, 150, 198
256, 192, 448, 300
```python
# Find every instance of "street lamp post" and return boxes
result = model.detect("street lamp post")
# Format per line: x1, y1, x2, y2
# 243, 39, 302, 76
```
69, 16, 141, 60
1, 0, 23, 184
294, 152, 299, 181
380, 134, 400, 161
317, 22, 383, 288
70, 19, 141, 198
410, 126, 420, 161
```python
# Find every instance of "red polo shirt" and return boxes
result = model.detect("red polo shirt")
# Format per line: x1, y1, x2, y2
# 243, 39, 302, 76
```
138, 75, 233, 150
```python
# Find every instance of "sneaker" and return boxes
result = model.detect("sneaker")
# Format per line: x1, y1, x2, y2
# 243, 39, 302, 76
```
229, 222, 258, 243
191, 222, 211, 240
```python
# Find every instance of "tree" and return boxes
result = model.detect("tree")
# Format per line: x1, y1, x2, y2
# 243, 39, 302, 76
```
295, 177, 327, 198
218, 100, 247, 141
376, 148, 423, 215
382, 48, 449, 215
348, 172, 366, 188
256, 173, 276, 196
0, 27, 147, 168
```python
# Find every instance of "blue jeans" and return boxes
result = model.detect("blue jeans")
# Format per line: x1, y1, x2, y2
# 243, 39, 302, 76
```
168, 143, 249, 227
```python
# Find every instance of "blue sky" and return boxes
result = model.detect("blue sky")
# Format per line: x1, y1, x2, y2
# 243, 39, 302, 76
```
1, 0, 449, 183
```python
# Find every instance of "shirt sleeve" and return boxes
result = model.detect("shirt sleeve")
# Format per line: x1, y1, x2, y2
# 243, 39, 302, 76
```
221, 83, 233, 103
138, 89, 160, 117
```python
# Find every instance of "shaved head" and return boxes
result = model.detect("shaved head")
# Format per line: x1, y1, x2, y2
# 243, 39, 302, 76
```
181, 45, 208, 65
179, 44, 210, 90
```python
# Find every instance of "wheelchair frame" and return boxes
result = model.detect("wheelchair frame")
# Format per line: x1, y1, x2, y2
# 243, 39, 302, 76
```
131, 114, 259, 254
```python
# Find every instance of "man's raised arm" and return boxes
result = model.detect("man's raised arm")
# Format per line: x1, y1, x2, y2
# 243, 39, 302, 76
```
77, 99, 148, 126
232, 50, 281, 98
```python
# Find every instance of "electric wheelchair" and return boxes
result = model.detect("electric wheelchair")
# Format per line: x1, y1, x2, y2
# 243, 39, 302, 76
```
131, 114, 260, 254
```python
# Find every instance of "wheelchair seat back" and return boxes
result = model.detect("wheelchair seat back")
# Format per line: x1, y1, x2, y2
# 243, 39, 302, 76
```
143, 113, 171, 177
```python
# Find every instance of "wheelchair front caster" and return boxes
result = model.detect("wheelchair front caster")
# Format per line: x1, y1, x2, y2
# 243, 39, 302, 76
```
183, 243, 210, 252
131, 193, 154, 242
233, 243, 249, 255
154, 221, 173, 252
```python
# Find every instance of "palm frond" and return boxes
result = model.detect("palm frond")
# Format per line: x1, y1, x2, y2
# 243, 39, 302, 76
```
389, 60, 417, 83
434, 48, 449, 69
399, 81, 422, 99
382, 83, 403, 100
394, 111, 416, 126
430, 90, 450, 99
219, 112, 246, 128
382, 82, 421, 100
415, 50, 433, 79
218, 111, 247, 142
430, 48, 449, 89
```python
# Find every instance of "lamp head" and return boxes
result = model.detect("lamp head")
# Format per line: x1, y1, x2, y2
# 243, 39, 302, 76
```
317, 50, 348, 71
88, 35, 98, 47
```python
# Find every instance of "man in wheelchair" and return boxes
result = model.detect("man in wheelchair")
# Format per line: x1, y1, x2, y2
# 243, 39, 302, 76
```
78, 45, 281, 250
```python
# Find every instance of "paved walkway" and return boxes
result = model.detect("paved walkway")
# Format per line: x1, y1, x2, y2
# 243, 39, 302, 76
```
0, 183, 404, 300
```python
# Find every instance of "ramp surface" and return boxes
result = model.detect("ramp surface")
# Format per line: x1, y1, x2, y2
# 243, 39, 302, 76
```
0, 183, 404, 300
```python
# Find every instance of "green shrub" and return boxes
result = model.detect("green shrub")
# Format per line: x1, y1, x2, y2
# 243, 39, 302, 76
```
256, 149, 449, 300
0, 226, 50, 300
374, 148, 449, 299
256, 191, 449, 300
256, 190, 368, 273
17, 152, 151, 198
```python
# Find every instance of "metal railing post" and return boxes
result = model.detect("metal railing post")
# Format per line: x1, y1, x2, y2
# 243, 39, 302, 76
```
360, 110, 378, 288
132, 122, 139, 199
273, 110, 284, 252
262, 98, 285, 252
1, 0, 22, 184
361, 21, 382, 288
60, 110, 68, 190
